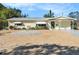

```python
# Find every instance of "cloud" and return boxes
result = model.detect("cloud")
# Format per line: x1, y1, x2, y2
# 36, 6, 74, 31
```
2, 3, 79, 17
3, 3, 36, 11
3, 3, 73, 12
3, 3, 35, 8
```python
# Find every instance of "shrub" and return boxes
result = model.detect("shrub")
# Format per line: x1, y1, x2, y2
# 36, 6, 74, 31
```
35, 26, 48, 30
2, 20, 8, 29
27, 27, 36, 30
74, 22, 77, 30
73, 21, 78, 30
71, 20, 78, 30
9, 26, 14, 29
0, 20, 3, 30
0, 20, 8, 30
22, 28, 26, 30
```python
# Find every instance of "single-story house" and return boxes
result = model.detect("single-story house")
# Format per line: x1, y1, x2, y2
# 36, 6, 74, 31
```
7, 16, 75, 30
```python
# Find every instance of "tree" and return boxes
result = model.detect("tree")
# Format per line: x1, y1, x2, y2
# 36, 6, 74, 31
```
49, 10, 54, 17
22, 14, 29, 17
68, 11, 79, 20
12, 8, 22, 17
0, 3, 24, 19
44, 14, 49, 18
68, 11, 79, 30
0, 3, 24, 30
0, 3, 6, 10
44, 10, 54, 18
0, 20, 3, 30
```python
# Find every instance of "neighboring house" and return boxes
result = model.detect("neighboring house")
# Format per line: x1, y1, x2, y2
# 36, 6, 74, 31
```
7, 16, 75, 30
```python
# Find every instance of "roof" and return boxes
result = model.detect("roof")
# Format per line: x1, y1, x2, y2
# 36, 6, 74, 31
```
75, 20, 79, 22
7, 17, 75, 22
56, 16, 75, 20
7, 17, 54, 20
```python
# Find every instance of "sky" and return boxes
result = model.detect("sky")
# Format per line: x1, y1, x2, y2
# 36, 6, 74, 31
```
2, 3, 79, 17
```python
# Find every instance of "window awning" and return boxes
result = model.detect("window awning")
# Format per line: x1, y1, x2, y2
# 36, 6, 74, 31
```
36, 22, 47, 24
14, 22, 22, 24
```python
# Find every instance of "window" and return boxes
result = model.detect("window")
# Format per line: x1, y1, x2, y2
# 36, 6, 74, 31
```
15, 23, 24, 26
36, 24, 46, 26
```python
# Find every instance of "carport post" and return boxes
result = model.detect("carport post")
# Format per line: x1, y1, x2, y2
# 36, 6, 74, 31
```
47, 22, 52, 31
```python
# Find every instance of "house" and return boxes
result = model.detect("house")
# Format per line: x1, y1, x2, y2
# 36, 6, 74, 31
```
7, 17, 75, 30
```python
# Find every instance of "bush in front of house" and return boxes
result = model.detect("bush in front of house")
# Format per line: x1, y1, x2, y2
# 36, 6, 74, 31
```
71, 20, 78, 30
0, 20, 3, 30
35, 26, 48, 30
12, 26, 27, 30
2, 20, 8, 29
9, 26, 14, 30
0, 20, 8, 30
29, 27, 36, 30
22, 28, 27, 30
73, 21, 78, 30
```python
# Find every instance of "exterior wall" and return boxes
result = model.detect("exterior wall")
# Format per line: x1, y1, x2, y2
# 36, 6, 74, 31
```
55, 19, 71, 29
8, 22, 15, 26
23, 22, 36, 28
60, 20, 71, 27
76, 22, 79, 29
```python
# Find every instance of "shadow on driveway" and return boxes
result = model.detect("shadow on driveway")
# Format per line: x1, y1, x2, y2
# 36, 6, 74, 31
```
1, 44, 79, 55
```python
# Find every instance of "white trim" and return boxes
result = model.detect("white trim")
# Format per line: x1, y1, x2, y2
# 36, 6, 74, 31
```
36, 22, 47, 24
13, 22, 22, 24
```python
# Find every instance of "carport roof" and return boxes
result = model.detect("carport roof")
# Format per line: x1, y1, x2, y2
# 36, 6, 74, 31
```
55, 16, 75, 20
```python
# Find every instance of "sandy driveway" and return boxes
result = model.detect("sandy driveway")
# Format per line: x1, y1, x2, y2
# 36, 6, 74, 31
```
0, 30, 79, 52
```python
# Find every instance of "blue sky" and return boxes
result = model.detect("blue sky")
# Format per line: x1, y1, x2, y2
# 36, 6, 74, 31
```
2, 3, 79, 17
